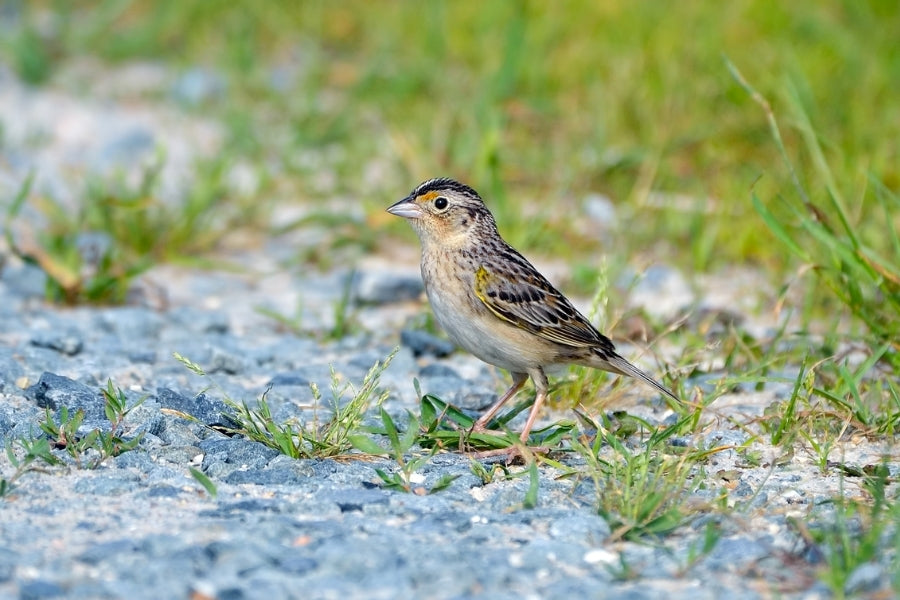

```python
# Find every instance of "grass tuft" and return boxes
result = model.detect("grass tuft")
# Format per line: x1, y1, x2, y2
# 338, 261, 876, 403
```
38, 380, 146, 469
175, 348, 397, 459
3, 156, 259, 305
1, 379, 145, 496
570, 411, 722, 540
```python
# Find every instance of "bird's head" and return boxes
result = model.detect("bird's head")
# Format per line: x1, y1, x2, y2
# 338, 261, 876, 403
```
386, 178, 498, 249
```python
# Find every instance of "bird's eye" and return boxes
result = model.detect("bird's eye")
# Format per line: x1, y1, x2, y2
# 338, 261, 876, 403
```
434, 196, 449, 210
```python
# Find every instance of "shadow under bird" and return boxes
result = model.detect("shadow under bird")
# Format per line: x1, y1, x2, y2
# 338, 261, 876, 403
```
387, 178, 678, 446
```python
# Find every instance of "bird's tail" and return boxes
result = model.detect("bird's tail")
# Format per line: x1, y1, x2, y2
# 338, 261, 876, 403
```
598, 353, 678, 402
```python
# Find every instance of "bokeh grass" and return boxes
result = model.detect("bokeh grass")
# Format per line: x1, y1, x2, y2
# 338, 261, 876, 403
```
10, 1, 898, 275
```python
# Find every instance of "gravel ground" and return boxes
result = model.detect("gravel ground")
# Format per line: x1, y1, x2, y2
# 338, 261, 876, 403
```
1, 63, 897, 599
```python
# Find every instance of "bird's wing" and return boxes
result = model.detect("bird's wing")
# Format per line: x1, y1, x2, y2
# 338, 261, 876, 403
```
473, 261, 608, 349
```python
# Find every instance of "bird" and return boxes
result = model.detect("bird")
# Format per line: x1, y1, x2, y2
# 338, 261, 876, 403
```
387, 177, 678, 448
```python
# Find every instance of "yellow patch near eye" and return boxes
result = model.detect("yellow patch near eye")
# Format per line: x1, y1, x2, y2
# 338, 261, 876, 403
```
420, 191, 439, 202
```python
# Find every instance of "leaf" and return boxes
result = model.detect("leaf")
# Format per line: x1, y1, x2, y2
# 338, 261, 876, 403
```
637, 508, 685, 538
429, 474, 460, 494
374, 468, 408, 492
399, 412, 420, 453
380, 408, 401, 449
348, 434, 386, 455
469, 460, 495, 484
3, 171, 34, 233
420, 394, 475, 428
529, 420, 575, 447
5, 443, 19, 468
103, 380, 126, 424
189, 467, 218, 499
423, 429, 513, 450
27, 438, 59, 465
79, 430, 100, 453
113, 434, 144, 454
420, 393, 437, 430
523, 460, 540, 509
751, 193, 810, 261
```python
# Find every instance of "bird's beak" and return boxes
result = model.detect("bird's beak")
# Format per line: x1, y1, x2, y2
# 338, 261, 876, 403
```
386, 196, 424, 219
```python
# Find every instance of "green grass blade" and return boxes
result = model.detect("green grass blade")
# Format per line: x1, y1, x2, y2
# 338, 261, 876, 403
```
751, 193, 809, 261
348, 434, 386, 455
189, 467, 218, 499
523, 460, 539, 509
380, 408, 401, 449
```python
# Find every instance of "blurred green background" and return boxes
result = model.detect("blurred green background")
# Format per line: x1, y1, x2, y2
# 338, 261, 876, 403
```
6, 0, 899, 288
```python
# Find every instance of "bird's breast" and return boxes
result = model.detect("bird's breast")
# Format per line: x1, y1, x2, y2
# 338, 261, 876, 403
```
420, 250, 557, 372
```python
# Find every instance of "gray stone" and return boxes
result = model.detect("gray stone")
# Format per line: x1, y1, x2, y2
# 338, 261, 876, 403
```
704, 429, 750, 448
94, 307, 165, 340
548, 513, 611, 544
704, 535, 770, 570
78, 540, 138, 566
110, 449, 156, 472
0, 547, 15, 582
155, 388, 232, 427
583, 192, 617, 227
154, 417, 202, 446
224, 464, 312, 486
198, 438, 280, 470
0, 354, 25, 392
127, 350, 158, 364
0, 410, 13, 440
147, 485, 183, 499
72, 472, 141, 496
844, 562, 884, 595
199, 499, 285, 519
401, 329, 455, 358
207, 346, 246, 375
30, 331, 83, 356
153, 445, 203, 465
19, 580, 64, 600
730, 480, 755, 498
98, 128, 155, 167
266, 363, 337, 389
268, 371, 313, 386
318, 488, 391, 513
353, 269, 423, 305
27, 372, 104, 421
625, 264, 694, 321
0, 263, 47, 299
418, 363, 460, 378
170, 68, 227, 106
168, 307, 229, 334
75, 232, 114, 270
276, 555, 318, 575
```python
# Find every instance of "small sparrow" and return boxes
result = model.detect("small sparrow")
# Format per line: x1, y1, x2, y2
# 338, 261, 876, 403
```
388, 178, 677, 445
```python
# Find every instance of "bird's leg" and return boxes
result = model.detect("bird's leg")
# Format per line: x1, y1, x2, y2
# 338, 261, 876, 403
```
470, 370, 553, 463
472, 372, 528, 432
519, 367, 548, 444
